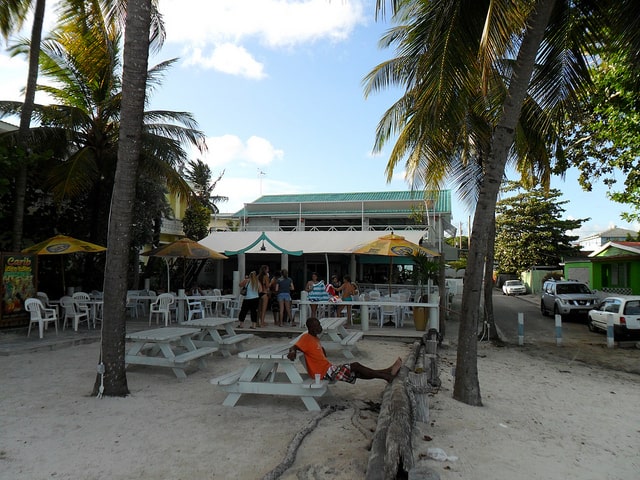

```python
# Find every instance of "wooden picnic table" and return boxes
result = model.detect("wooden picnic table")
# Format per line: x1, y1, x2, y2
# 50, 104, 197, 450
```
180, 317, 254, 357
210, 343, 328, 411
125, 327, 218, 379
318, 317, 363, 359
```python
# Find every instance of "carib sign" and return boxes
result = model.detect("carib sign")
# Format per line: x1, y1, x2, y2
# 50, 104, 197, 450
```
1, 254, 36, 324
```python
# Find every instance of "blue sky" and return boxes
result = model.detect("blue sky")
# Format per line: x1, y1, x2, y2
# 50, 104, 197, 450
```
1, 0, 638, 239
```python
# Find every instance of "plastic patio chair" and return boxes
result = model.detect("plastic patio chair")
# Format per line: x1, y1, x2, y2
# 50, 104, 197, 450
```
25, 298, 58, 339
60, 295, 90, 331
149, 293, 175, 326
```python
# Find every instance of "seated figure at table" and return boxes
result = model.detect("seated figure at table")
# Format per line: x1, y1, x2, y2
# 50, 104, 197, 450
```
287, 317, 402, 383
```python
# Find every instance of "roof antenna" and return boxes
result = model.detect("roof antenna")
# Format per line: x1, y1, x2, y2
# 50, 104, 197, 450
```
257, 169, 266, 195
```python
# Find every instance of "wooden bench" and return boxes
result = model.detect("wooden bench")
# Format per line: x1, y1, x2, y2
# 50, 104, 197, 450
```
341, 330, 363, 346
210, 368, 244, 386
219, 333, 254, 346
173, 346, 218, 364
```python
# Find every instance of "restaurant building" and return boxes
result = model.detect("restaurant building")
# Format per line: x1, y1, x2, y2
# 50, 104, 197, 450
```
199, 190, 456, 293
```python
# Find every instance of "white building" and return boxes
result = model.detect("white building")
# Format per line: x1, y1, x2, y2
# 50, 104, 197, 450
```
577, 227, 638, 251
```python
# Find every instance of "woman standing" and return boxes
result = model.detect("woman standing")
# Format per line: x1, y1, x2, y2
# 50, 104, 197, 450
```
257, 265, 270, 327
336, 275, 357, 322
276, 269, 295, 326
238, 271, 260, 329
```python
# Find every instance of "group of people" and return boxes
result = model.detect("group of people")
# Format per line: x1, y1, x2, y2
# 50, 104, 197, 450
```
237, 265, 295, 329
237, 269, 361, 328
306, 272, 358, 321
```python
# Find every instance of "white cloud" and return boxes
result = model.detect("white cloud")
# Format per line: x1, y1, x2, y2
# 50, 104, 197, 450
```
159, 0, 366, 77
160, 0, 365, 46
183, 44, 266, 79
201, 134, 284, 168
215, 176, 303, 213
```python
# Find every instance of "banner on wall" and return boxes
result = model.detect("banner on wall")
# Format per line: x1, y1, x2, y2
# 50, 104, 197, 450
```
0, 253, 36, 327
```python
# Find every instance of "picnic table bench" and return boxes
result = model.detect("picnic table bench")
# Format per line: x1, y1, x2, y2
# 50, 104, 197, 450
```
125, 327, 218, 379
291, 317, 363, 359
180, 317, 254, 357
210, 343, 329, 411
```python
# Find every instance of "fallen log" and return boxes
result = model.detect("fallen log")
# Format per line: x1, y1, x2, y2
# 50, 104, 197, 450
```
365, 342, 420, 479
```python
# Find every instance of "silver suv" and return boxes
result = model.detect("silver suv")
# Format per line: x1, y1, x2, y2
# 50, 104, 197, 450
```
540, 280, 598, 320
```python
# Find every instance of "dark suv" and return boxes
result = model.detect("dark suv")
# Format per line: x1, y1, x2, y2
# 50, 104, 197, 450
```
540, 280, 598, 320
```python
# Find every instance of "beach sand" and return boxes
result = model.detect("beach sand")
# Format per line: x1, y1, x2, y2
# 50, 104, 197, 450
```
1, 334, 638, 479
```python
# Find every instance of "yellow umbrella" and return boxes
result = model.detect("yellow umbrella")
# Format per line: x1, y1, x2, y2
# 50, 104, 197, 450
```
21, 234, 107, 294
22, 234, 107, 255
140, 238, 227, 290
352, 233, 439, 294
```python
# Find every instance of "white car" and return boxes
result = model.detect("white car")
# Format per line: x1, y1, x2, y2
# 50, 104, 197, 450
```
588, 296, 640, 341
502, 280, 527, 296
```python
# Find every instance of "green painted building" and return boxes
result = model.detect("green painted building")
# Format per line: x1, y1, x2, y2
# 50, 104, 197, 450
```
564, 241, 640, 295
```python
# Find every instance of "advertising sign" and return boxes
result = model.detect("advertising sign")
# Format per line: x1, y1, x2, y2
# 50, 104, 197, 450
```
1, 253, 36, 327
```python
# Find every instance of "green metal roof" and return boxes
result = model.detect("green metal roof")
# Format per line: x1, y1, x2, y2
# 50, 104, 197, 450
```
233, 190, 451, 217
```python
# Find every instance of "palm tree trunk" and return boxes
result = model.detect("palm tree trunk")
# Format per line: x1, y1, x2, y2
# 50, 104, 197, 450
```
454, 0, 557, 406
482, 218, 498, 340
94, 0, 151, 397
12, 0, 45, 251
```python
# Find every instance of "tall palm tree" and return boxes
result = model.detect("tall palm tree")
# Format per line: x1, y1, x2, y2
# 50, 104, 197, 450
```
1, 1, 203, 249
0, 0, 46, 251
184, 159, 229, 213
1, 0, 165, 250
370, 0, 605, 405
98, 0, 153, 397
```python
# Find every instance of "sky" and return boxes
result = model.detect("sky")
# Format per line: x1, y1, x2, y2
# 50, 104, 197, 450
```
1, 0, 638, 240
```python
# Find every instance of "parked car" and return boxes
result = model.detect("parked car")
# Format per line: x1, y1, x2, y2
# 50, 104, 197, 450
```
540, 279, 598, 320
502, 280, 527, 296
588, 295, 640, 341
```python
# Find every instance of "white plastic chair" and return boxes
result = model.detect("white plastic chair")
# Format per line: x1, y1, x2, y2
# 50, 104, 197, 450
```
187, 298, 206, 321
60, 296, 90, 331
380, 296, 400, 328
36, 291, 59, 318
25, 298, 58, 339
126, 291, 145, 318
149, 293, 175, 326
72, 292, 91, 316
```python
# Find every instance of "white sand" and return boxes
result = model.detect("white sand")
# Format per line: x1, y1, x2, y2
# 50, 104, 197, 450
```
1, 336, 638, 479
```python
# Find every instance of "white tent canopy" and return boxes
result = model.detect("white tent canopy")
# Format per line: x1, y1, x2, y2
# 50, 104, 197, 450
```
200, 230, 428, 255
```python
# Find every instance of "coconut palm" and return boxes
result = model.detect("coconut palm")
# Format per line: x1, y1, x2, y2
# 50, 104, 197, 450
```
183, 159, 229, 214
0, 0, 46, 251
369, 0, 619, 405
0, 1, 203, 248
97, 0, 153, 397
0, 0, 165, 250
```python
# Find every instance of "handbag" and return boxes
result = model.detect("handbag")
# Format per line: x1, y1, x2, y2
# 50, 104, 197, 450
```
240, 286, 248, 296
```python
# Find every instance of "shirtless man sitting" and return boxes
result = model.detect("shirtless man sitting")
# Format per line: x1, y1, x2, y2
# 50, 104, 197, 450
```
287, 317, 402, 383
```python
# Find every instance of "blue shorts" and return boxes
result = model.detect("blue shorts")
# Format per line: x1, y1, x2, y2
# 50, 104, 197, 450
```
277, 292, 291, 301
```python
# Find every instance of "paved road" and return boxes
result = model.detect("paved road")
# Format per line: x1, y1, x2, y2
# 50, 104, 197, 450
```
492, 291, 595, 345
489, 290, 640, 375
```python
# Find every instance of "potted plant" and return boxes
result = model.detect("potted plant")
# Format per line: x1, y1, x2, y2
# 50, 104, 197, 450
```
410, 252, 440, 331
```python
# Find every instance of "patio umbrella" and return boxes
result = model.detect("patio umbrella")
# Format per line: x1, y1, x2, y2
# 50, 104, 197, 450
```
140, 238, 227, 290
21, 234, 107, 294
352, 233, 439, 294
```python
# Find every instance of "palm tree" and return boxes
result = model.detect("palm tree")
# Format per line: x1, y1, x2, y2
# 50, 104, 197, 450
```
98, 0, 153, 397
183, 159, 229, 214
0, 0, 47, 251
0, 2, 203, 249
1, 0, 166, 250
369, 0, 608, 405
